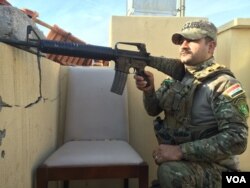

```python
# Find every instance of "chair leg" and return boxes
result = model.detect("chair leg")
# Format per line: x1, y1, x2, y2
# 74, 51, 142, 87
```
139, 177, 148, 188
36, 165, 48, 188
63, 180, 69, 188
36, 177, 48, 188
139, 165, 149, 188
124, 178, 129, 188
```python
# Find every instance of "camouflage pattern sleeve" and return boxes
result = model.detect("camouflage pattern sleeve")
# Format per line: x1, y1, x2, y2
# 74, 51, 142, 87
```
148, 57, 184, 81
143, 57, 182, 116
180, 77, 249, 163
143, 89, 162, 116
143, 79, 173, 116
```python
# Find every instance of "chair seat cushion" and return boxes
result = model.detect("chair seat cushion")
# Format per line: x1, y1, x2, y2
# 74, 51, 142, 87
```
44, 140, 144, 167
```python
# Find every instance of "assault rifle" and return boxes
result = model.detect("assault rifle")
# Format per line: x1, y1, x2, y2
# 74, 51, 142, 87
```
0, 25, 185, 95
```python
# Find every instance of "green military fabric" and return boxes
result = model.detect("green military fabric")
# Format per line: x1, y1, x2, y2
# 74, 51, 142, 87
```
157, 161, 229, 188
143, 58, 249, 187
179, 59, 248, 169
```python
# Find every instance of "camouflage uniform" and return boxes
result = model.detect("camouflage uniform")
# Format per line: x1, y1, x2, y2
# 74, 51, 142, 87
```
145, 20, 249, 188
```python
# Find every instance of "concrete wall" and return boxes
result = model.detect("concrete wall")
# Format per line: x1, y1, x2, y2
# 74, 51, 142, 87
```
216, 18, 250, 171
0, 43, 62, 188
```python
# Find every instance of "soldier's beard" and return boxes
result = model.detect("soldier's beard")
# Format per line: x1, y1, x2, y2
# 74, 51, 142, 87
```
180, 51, 194, 65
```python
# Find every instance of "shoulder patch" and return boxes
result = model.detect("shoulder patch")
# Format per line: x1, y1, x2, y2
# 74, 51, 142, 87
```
223, 83, 244, 98
234, 97, 249, 118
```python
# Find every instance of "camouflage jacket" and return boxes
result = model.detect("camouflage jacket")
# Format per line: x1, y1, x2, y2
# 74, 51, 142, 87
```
144, 58, 249, 170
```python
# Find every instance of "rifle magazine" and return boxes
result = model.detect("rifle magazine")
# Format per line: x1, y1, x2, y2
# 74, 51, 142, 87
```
110, 71, 128, 95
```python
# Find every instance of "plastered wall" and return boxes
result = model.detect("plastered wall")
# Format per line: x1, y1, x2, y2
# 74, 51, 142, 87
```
0, 43, 62, 188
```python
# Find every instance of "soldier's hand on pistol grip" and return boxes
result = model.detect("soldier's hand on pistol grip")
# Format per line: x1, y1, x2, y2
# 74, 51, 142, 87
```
134, 71, 154, 92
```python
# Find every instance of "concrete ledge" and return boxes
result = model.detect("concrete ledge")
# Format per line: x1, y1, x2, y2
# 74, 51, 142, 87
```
218, 18, 250, 34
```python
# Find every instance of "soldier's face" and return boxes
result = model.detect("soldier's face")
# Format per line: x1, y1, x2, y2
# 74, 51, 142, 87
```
178, 38, 214, 66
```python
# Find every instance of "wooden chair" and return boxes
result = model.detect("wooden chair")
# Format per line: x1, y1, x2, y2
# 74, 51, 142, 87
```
36, 67, 148, 188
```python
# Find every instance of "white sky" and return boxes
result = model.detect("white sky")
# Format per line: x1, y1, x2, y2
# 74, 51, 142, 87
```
8, 0, 250, 46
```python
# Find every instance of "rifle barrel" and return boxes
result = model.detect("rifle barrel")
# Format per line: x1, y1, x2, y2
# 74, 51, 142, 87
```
0, 38, 38, 48
39, 40, 116, 61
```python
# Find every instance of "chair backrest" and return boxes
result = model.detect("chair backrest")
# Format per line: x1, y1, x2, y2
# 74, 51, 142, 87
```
63, 67, 129, 142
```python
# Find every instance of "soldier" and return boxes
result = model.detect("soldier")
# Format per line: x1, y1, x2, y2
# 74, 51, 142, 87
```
134, 20, 249, 188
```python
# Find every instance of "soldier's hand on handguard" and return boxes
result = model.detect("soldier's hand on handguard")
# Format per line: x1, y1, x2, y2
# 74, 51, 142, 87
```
134, 71, 155, 92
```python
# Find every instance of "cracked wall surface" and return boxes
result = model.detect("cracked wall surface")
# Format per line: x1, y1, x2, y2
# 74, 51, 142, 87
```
0, 43, 64, 188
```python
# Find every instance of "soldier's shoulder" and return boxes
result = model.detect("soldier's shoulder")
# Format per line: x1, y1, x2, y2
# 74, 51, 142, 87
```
212, 76, 249, 119
207, 73, 239, 91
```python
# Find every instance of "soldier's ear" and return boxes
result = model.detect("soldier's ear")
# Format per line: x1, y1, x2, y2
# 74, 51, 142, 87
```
208, 41, 216, 53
